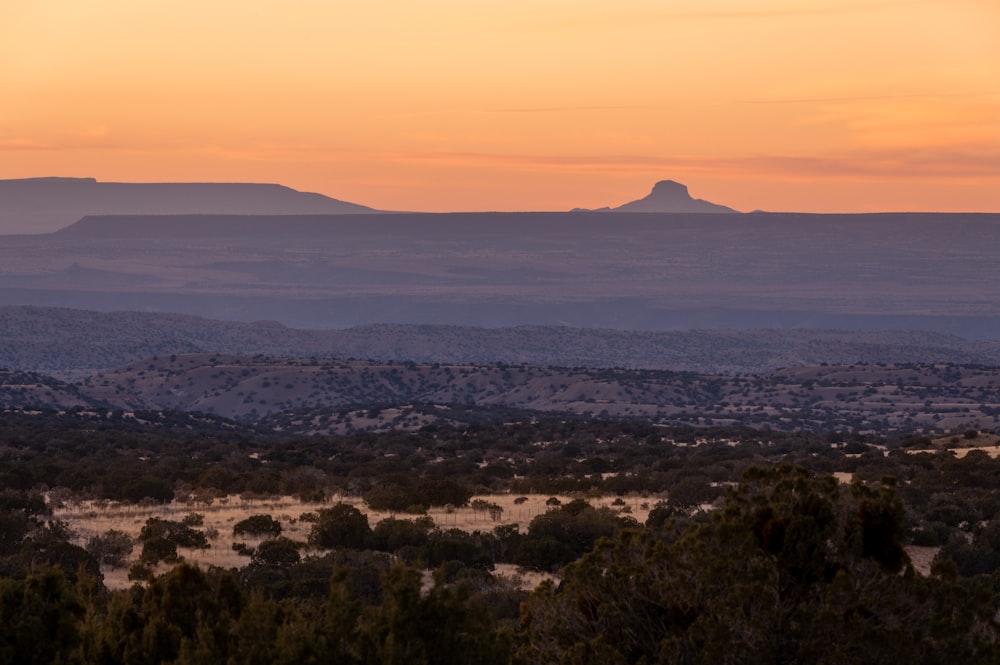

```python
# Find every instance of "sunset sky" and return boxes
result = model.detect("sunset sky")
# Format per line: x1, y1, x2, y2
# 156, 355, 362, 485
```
2, 0, 999, 212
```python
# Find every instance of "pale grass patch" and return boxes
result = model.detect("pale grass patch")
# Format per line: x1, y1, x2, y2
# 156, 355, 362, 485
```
905, 545, 940, 576
907, 445, 1000, 459
57, 492, 653, 589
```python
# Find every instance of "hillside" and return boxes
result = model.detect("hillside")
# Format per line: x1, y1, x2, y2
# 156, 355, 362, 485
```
0, 369, 93, 410
0, 354, 982, 434
3, 306, 1000, 376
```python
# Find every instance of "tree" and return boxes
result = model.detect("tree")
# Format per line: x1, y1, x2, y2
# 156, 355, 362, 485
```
514, 499, 636, 571
416, 478, 473, 508
140, 537, 179, 566
86, 529, 134, 568
936, 519, 1000, 577
372, 516, 434, 553
251, 537, 301, 567
364, 481, 420, 512
139, 518, 209, 550
309, 503, 373, 550
233, 514, 283, 538
357, 565, 511, 665
119, 476, 174, 504
138, 564, 220, 664
0, 568, 84, 664
426, 529, 493, 569
520, 465, 1000, 664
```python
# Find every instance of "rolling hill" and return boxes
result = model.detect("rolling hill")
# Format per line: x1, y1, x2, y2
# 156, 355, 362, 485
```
4, 353, 999, 435
3, 306, 1000, 376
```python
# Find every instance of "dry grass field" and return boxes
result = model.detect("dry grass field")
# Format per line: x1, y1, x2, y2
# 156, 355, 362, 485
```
56, 492, 654, 589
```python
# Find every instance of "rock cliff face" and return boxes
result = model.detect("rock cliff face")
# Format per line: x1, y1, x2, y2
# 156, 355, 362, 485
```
610, 180, 738, 213
0, 177, 378, 234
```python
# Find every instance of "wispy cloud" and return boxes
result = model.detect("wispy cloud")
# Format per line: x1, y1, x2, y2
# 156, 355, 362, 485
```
738, 91, 996, 105
649, 0, 922, 20
733, 150, 1000, 180
0, 128, 121, 152
388, 148, 1000, 181
0, 138, 51, 151
515, 0, 925, 31
385, 105, 659, 119
485, 105, 655, 114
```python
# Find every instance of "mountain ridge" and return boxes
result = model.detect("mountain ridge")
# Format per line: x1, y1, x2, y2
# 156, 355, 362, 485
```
2, 306, 998, 377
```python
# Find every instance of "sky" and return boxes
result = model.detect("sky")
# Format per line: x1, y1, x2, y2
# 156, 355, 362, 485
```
2, 0, 999, 213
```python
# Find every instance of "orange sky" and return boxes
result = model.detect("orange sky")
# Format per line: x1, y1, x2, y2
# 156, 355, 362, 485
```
2, 0, 999, 212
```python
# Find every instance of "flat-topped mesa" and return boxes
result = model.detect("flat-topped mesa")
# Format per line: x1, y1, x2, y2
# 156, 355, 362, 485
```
0, 177, 380, 235
613, 180, 739, 214
51, 213, 379, 239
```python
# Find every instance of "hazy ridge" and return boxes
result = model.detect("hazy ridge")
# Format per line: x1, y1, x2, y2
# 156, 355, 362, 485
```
3, 306, 1000, 376
3, 210, 1000, 335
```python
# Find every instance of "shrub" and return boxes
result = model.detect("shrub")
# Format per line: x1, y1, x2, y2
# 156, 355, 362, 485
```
85, 529, 133, 568
128, 561, 153, 582
309, 503, 372, 550
139, 518, 209, 549
372, 516, 434, 553
140, 537, 178, 565
251, 537, 301, 567
233, 514, 283, 538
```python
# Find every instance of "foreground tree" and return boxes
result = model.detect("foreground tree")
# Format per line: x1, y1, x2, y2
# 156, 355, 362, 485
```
0, 568, 83, 664
520, 465, 1000, 664
356, 565, 512, 665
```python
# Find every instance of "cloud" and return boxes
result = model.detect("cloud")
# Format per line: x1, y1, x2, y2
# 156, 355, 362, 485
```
388, 148, 1000, 181
0, 138, 51, 151
485, 105, 654, 114
516, 0, 925, 31
0, 128, 121, 152
738, 91, 994, 105
736, 150, 1000, 180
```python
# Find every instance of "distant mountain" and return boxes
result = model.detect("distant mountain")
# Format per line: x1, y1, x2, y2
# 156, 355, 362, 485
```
575, 180, 738, 213
4, 210, 1000, 336
0, 177, 379, 234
